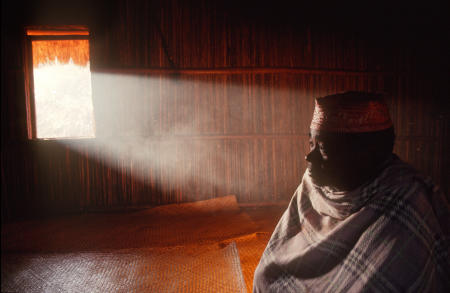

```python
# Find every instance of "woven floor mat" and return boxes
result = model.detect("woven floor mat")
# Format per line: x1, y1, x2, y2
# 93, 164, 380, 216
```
1, 196, 281, 292
218, 232, 271, 293
2, 195, 257, 252
1, 242, 247, 293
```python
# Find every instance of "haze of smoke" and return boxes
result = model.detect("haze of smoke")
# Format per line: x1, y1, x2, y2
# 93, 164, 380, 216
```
61, 74, 266, 198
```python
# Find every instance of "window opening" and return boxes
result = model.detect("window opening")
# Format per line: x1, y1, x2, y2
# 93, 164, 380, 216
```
26, 26, 95, 139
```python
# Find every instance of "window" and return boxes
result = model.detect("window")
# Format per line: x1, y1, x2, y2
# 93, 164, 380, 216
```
25, 26, 95, 139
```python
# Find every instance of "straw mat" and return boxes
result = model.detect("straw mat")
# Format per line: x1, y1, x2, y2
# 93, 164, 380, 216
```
2, 195, 256, 252
1, 243, 246, 293
2, 196, 283, 292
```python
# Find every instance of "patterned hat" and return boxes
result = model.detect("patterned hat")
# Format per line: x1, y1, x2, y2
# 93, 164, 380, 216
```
310, 92, 393, 133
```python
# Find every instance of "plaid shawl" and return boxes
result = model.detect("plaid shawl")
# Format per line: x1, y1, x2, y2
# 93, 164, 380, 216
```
254, 155, 449, 292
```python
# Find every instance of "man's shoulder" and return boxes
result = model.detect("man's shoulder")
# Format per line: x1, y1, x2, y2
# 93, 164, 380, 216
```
376, 154, 449, 234
381, 154, 436, 193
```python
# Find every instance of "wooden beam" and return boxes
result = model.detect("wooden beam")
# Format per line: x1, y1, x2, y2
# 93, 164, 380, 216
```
92, 67, 397, 76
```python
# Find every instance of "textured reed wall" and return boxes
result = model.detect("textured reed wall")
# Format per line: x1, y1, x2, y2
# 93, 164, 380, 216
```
2, 0, 448, 219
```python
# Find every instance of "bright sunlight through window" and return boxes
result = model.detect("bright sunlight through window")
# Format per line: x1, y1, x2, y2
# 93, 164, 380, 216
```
30, 33, 95, 139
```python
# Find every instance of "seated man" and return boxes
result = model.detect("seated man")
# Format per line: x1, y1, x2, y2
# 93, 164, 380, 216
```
253, 92, 449, 292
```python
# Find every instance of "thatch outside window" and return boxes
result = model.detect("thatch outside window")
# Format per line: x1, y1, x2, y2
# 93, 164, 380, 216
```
25, 26, 95, 139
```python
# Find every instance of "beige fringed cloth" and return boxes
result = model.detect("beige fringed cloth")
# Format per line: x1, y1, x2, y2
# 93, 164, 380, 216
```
253, 155, 449, 292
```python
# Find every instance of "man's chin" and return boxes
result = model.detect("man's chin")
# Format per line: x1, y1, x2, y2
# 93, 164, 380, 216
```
307, 169, 327, 187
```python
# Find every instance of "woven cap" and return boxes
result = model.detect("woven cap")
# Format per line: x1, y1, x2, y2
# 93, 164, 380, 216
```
310, 92, 393, 133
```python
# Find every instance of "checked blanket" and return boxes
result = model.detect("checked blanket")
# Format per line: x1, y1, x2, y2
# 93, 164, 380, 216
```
254, 155, 449, 292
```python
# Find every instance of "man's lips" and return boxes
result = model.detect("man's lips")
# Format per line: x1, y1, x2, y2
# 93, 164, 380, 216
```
307, 164, 325, 180
307, 167, 319, 178
307, 163, 319, 173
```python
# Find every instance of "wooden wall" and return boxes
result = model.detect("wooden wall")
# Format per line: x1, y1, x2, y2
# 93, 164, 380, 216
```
2, 0, 449, 220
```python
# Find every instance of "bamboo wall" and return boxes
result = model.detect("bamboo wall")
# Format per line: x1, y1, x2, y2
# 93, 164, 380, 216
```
2, 0, 448, 220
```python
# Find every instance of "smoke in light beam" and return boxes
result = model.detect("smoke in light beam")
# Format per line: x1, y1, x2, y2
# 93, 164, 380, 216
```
57, 72, 266, 197
55, 71, 328, 200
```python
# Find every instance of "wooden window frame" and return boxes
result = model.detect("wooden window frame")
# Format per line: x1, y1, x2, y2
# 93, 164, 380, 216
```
24, 25, 91, 140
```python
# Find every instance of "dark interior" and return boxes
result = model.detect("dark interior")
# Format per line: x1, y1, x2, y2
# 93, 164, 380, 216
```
1, 0, 449, 291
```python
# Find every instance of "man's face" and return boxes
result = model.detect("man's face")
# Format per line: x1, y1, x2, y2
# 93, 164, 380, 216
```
306, 129, 356, 189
